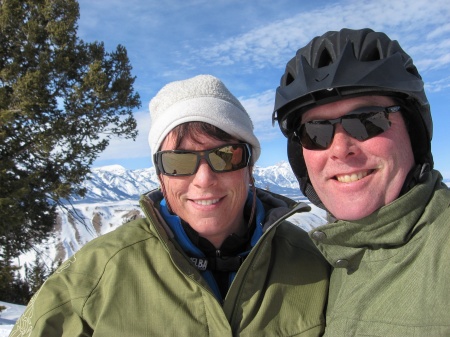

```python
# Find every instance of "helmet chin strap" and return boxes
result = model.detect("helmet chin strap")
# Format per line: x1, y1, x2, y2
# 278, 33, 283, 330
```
400, 163, 431, 196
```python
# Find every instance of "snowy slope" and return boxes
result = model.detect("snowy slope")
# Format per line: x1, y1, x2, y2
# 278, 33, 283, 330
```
0, 301, 25, 337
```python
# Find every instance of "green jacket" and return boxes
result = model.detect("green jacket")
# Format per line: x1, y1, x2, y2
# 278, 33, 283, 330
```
11, 188, 329, 337
310, 170, 450, 336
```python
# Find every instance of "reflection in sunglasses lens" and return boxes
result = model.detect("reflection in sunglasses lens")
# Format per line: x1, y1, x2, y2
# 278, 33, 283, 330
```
162, 153, 198, 175
157, 144, 250, 176
298, 107, 396, 150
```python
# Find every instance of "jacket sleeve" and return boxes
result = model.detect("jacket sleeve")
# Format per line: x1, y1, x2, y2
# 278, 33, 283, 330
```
9, 259, 94, 337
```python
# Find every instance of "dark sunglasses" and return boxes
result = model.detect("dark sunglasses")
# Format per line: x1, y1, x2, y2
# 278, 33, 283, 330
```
154, 143, 252, 176
295, 105, 401, 150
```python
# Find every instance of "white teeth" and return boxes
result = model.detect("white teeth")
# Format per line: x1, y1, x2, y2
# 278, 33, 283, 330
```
336, 171, 369, 183
194, 199, 220, 205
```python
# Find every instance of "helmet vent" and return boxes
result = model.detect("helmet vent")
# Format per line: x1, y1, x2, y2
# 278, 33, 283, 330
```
285, 72, 295, 86
360, 43, 382, 62
317, 48, 333, 68
406, 64, 421, 79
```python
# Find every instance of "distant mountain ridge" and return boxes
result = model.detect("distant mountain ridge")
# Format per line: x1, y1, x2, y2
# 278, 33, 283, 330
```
72, 161, 306, 203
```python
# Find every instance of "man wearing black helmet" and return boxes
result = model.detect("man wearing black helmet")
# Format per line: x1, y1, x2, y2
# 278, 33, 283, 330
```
273, 28, 450, 336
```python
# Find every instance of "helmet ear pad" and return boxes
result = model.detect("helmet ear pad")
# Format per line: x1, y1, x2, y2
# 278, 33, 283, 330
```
396, 98, 433, 168
287, 134, 326, 210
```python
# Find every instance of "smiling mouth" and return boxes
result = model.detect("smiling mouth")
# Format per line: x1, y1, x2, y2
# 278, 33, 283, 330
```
193, 199, 220, 206
335, 170, 372, 183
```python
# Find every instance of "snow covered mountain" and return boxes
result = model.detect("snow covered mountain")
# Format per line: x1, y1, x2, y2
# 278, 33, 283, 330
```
71, 161, 305, 203
69, 165, 160, 203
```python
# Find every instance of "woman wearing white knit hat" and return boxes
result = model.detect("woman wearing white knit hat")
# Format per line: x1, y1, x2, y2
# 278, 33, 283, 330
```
13, 75, 329, 336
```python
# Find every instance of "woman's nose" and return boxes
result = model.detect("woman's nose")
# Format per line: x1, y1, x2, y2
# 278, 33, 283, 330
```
192, 159, 217, 187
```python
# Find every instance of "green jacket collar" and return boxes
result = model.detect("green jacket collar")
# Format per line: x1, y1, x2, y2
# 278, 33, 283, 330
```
311, 170, 446, 272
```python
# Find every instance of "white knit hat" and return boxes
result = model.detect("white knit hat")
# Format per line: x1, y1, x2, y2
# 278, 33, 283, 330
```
148, 74, 261, 164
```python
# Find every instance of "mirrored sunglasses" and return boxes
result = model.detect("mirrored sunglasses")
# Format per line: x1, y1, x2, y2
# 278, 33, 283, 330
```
296, 105, 401, 150
154, 143, 251, 176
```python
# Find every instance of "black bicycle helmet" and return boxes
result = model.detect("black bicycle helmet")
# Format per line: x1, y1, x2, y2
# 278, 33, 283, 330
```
273, 28, 433, 209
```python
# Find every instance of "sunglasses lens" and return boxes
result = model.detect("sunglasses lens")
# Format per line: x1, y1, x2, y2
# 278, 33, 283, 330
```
299, 110, 392, 150
208, 145, 247, 172
161, 152, 198, 175
343, 111, 390, 140
300, 122, 334, 150
157, 144, 250, 176
365, 111, 391, 136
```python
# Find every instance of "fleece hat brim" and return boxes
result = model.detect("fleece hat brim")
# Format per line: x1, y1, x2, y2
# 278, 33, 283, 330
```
148, 75, 261, 165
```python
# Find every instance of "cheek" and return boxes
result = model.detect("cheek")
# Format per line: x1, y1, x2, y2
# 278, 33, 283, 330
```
234, 169, 250, 187
160, 176, 187, 206
384, 115, 415, 166
226, 169, 251, 198
303, 150, 326, 180
368, 127, 414, 171
303, 150, 322, 166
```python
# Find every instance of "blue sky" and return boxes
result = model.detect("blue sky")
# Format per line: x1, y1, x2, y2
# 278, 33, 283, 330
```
78, 0, 450, 178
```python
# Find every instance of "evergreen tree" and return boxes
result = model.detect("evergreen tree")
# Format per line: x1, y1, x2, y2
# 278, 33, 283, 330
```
25, 254, 55, 297
0, 249, 18, 300
0, 0, 141, 261
0, 246, 30, 303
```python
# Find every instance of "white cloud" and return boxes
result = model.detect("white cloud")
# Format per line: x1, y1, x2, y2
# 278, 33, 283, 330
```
96, 109, 151, 161
188, 0, 450, 73
425, 76, 450, 92
239, 90, 276, 138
